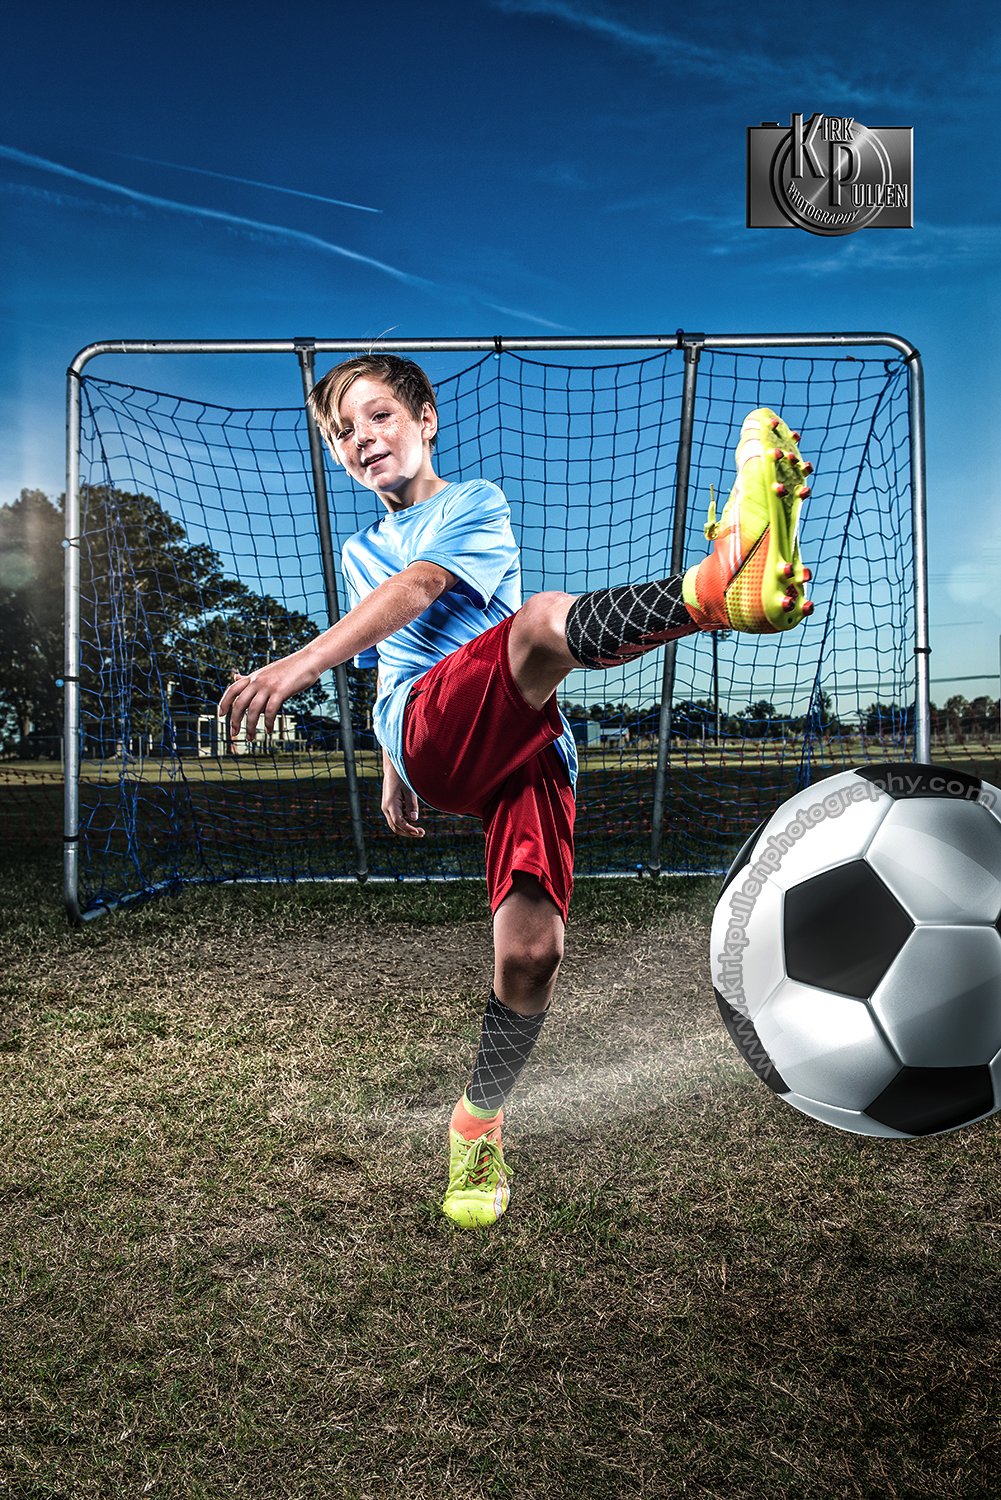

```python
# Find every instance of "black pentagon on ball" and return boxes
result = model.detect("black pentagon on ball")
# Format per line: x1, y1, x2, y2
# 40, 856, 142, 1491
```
856, 761, 982, 802
714, 988, 788, 1094
784, 860, 913, 999
864, 1065, 995, 1136
719, 817, 770, 898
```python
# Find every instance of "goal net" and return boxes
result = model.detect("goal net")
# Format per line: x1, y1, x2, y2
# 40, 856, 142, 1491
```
66, 338, 919, 920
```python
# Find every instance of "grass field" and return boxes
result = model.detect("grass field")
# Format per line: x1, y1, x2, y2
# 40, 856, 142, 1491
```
12, 741, 1001, 923
0, 742, 851, 786
2, 828, 1000, 1498
8, 738, 1000, 787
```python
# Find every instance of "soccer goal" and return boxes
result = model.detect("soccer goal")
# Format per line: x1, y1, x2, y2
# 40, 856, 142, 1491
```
63, 332, 929, 922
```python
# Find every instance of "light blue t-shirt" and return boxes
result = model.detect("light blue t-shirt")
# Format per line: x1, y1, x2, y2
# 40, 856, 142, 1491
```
340, 478, 578, 797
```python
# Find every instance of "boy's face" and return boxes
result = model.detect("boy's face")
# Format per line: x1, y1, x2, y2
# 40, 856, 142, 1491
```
329, 376, 438, 508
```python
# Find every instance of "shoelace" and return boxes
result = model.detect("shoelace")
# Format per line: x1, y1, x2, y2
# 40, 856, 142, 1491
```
703, 484, 718, 541
460, 1134, 508, 1189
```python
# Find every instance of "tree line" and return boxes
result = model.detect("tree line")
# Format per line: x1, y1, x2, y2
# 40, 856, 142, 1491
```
559, 693, 1000, 741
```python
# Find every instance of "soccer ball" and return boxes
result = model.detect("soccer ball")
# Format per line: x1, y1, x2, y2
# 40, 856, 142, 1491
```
711, 762, 1001, 1138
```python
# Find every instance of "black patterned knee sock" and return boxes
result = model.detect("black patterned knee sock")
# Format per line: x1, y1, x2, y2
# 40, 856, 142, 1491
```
564, 574, 697, 669
467, 990, 549, 1113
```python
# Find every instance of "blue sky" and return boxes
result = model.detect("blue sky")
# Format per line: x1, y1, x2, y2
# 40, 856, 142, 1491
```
3, 0, 1000, 705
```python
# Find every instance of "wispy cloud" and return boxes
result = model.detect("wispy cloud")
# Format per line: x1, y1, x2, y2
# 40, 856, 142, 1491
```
476, 295, 569, 331
531, 161, 593, 192
108, 151, 381, 215
491, 0, 738, 77
487, 0, 918, 109
604, 193, 733, 226
600, 187, 1001, 276
3, 177, 142, 220
739, 222, 1001, 276
0, 144, 429, 288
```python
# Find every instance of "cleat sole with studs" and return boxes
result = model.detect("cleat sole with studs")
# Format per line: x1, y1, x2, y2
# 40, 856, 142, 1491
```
735, 408, 814, 632
684, 407, 815, 633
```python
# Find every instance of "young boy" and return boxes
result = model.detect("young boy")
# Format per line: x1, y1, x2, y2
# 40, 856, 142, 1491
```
217, 354, 812, 1228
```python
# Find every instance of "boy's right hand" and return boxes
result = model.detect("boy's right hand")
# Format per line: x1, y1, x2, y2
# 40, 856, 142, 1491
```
381, 760, 424, 838
218, 649, 318, 739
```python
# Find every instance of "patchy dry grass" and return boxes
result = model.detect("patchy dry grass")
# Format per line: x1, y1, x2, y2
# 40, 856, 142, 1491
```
1, 845, 999, 1498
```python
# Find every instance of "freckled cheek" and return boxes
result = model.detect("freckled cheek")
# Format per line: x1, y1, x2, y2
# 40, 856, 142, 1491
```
395, 425, 423, 459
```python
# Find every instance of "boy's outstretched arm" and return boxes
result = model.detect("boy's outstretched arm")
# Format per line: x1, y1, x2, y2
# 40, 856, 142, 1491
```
217, 560, 456, 738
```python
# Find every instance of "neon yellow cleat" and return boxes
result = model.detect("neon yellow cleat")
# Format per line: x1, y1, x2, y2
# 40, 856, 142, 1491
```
442, 1115, 512, 1228
682, 408, 814, 633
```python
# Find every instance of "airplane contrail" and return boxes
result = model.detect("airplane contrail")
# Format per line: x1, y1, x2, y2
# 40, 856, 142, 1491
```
110, 150, 381, 214
0, 144, 430, 288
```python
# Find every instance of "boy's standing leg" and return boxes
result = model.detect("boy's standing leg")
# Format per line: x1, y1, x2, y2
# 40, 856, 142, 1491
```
443, 872, 564, 1228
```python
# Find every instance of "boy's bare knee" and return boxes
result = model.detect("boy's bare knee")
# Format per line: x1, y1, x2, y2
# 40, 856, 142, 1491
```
514, 591, 575, 657
500, 930, 564, 990
494, 874, 566, 1012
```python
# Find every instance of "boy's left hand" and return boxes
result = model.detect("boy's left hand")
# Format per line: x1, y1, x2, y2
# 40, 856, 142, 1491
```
381, 761, 424, 838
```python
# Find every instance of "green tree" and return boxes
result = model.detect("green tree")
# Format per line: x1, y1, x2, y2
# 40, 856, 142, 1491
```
862, 701, 914, 736
943, 695, 969, 738
0, 490, 64, 744
672, 698, 714, 739
812, 690, 840, 737
791, 690, 841, 738
969, 695, 999, 734
79, 485, 334, 744
737, 700, 780, 739
169, 590, 328, 713
0, 485, 342, 753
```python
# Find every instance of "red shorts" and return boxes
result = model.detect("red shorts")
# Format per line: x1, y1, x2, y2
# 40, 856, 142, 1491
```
402, 614, 576, 922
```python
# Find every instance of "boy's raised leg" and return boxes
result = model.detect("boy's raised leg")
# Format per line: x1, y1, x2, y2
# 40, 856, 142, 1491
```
506, 407, 813, 709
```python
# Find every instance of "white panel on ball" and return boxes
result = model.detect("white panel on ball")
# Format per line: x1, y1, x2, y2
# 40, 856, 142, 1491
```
751, 771, 894, 894
978, 780, 1001, 840
870, 925, 1001, 1067
756, 978, 900, 1108
710, 872, 785, 1022
781, 1092, 912, 1139
989, 1050, 1001, 1100
867, 797, 1001, 924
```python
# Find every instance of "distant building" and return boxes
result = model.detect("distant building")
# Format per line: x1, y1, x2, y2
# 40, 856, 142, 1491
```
170, 712, 298, 757
568, 719, 602, 747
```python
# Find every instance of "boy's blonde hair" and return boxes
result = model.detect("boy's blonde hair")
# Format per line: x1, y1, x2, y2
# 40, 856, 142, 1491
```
307, 354, 438, 448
